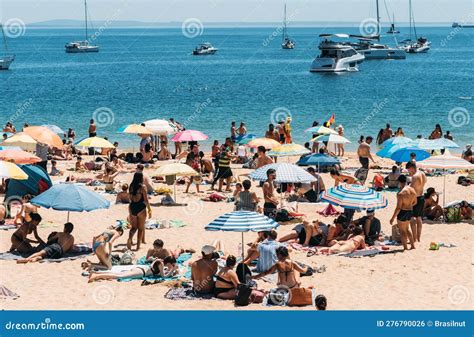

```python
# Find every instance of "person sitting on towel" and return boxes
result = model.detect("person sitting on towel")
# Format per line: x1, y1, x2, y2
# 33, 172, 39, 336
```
146, 238, 195, 261
191, 245, 219, 294
351, 210, 381, 245
9, 213, 45, 255
17, 222, 75, 263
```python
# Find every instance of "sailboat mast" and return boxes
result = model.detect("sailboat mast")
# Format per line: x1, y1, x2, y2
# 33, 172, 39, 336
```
282, 3, 287, 42
84, 0, 88, 42
1, 24, 9, 51
411, 0, 418, 39
375, 0, 380, 40
409, 0, 412, 40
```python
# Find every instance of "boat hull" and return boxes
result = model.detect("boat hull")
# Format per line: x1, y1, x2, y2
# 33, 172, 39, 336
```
0, 55, 15, 70
65, 46, 100, 53
358, 48, 406, 59
310, 54, 364, 73
192, 49, 217, 55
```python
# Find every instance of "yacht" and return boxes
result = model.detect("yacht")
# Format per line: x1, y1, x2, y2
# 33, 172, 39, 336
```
192, 43, 218, 55
0, 23, 15, 70
399, 0, 430, 53
452, 22, 474, 28
65, 0, 99, 53
281, 4, 295, 49
310, 34, 365, 73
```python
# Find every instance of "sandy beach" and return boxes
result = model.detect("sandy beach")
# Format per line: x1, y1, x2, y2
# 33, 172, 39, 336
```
1, 152, 472, 311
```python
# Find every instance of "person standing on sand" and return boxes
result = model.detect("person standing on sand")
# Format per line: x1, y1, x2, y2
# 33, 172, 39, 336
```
127, 172, 152, 251
336, 125, 345, 157
390, 175, 417, 250
284, 117, 292, 144
263, 169, 279, 217
265, 124, 280, 142
276, 121, 285, 144
406, 161, 427, 242
357, 136, 375, 170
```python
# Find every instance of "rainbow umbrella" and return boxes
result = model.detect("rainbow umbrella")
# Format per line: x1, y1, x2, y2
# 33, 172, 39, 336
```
171, 130, 208, 142
267, 143, 311, 157
76, 137, 115, 149
23, 126, 63, 148
117, 124, 152, 135
0, 160, 28, 180
0, 149, 41, 164
321, 184, 388, 210
246, 137, 280, 150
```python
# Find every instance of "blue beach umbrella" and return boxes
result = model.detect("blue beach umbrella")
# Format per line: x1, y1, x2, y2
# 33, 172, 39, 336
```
205, 211, 279, 260
390, 147, 430, 163
42, 124, 65, 135
380, 136, 413, 148
249, 163, 316, 183
235, 134, 256, 145
321, 184, 388, 211
31, 183, 110, 221
296, 153, 340, 167
411, 138, 459, 150
376, 143, 410, 158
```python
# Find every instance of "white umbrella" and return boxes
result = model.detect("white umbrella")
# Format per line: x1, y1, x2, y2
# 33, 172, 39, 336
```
311, 133, 351, 144
143, 119, 177, 135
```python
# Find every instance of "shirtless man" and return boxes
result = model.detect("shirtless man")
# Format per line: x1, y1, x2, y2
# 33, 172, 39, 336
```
146, 238, 194, 261
256, 146, 274, 168
390, 175, 417, 250
9, 213, 44, 254
406, 161, 427, 242
262, 168, 279, 217
380, 124, 393, 144
191, 245, 218, 294
357, 136, 375, 169
238, 122, 247, 136
17, 222, 75, 263
230, 121, 237, 143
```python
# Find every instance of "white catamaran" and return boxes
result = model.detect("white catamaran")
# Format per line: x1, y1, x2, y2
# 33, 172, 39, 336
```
65, 0, 99, 53
0, 23, 15, 70
281, 4, 295, 49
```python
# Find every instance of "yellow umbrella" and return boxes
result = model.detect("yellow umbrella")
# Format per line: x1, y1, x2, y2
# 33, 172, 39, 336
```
0, 160, 28, 180
118, 124, 152, 135
267, 143, 311, 157
246, 138, 281, 150
76, 137, 115, 149
0, 133, 37, 151
154, 163, 198, 201
23, 126, 63, 149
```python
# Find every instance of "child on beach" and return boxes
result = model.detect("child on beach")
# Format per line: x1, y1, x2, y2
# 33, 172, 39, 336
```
116, 184, 131, 204
49, 160, 63, 176
75, 157, 88, 172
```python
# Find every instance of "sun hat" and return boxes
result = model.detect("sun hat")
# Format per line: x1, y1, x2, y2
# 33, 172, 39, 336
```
201, 245, 215, 255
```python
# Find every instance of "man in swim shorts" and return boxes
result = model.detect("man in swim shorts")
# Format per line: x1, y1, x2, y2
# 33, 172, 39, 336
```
406, 161, 427, 242
390, 175, 417, 251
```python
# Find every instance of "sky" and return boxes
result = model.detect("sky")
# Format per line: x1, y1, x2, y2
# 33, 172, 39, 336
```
1, 0, 472, 24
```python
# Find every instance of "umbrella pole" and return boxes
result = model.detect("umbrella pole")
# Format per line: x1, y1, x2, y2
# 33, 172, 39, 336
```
174, 182, 177, 203
241, 232, 245, 282
67, 211, 70, 223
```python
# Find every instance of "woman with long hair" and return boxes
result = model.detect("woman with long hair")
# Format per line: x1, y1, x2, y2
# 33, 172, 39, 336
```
127, 172, 152, 251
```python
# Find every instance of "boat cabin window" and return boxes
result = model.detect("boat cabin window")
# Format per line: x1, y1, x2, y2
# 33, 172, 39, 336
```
321, 49, 338, 58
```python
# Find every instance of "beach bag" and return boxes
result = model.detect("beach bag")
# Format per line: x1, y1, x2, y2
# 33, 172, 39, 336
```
234, 284, 253, 306
354, 168, 369, 183
275, 209, 291, 222
288, 288, 313, 307
392, 224, 401, 242
249, 290, 265, 304
236, 263, 252, 284
446, 207, 462, 223
267, 288, 289, 306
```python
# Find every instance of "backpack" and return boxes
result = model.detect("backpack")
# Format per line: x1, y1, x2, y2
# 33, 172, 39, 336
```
236, 263, 252, 284
234, 284, 253, 306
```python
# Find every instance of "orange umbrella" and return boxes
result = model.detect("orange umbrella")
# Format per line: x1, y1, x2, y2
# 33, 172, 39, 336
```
23, 126, 63, 149
0, 149, 41, 164
246, 137, 281, 150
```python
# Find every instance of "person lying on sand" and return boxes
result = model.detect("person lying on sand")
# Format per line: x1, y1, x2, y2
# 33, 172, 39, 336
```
88, 256, 178, 283
214, 255, 240, 300
9, 213, 44, 254
17, 222, 74, 263
146, 238, 195, 262
279, 218, 328, 247
318, 226, 366, 255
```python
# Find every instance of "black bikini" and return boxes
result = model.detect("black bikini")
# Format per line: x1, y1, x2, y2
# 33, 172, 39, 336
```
130, 193, 146, 216
214, 274, 234, 295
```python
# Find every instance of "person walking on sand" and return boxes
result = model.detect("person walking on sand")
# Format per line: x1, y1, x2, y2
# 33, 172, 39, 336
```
406, 162, 427, 242
357, 136, 375, 169
127, 172, 152, 251
262, 168, 279, 217
390, 175, 417, 250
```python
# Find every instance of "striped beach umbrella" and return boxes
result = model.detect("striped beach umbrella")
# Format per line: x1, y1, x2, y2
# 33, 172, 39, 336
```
380, 136, 413, 148
171, 130, 208, 142
117, 124, 152, 135
0, 161, 28, 180
235, 134, 256, 145
412, 138, 460, 150
249, 163, 316, 183
246, 137, 281, 150
390, 147, 430, 162
267, 143, 311, 157
320, 184, 388, 210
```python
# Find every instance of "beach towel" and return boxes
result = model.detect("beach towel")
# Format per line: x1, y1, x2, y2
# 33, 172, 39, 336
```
0, 223, 17, 230
0, 250, 91, 262
0, 284, 19, 300
169, 220, 187, 228
71, 243, 93, 253
340, 247, 404, 258
145, 219, 161, 229
164, 285, 216, 301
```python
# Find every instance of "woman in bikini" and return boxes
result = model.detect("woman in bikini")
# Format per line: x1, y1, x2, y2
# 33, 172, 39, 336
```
213, 255, 240, 300
330, 169, 358, 187
14, 194, 38, 225
127, 172, 152, 251
102, 166, 120, 193
320, 226, 366, 254
82, 227, 124, 271
253, 246, 308, 289
88, 256, 178, 283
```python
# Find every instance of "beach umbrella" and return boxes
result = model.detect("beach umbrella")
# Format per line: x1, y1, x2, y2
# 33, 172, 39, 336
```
0, 161, 28, 180
412, 138, 459, 150
267, 143, 311, 157
320, 184, 388, 210
0, 146, 22, 151
117, 124, 152, 135
171, 130, 208, 142
205, 211, 279, 260
305, 126, 338, 135
380, 136, 413, 148
154, 163, 198, 201
417, 155, 474, 207
41, 124, 65, 135
76, 136, 115, 149
246, 137, 280, 150
0, 149, 41, 164
390, 147, 430, 163
311, 134, 351, 144
31, 183, 110, 221
23, 126, 63, 148
296, 153, 341, 167
235, 134, 256, 145
376, 143, 413, 159
143, 119, 177, 135
249, 163, 316, 183
0, 133, 37, 152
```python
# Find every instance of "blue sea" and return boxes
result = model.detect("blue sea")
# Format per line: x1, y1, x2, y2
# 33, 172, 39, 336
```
1, 26, 472, 151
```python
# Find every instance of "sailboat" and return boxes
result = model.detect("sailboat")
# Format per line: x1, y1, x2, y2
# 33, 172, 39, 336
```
0, 23, 15, 70
353, 0, 405, 59
281, 4, 295, 49
386, 14, 400, 34
400, 0, 430, 53
65, 0, 99, 53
